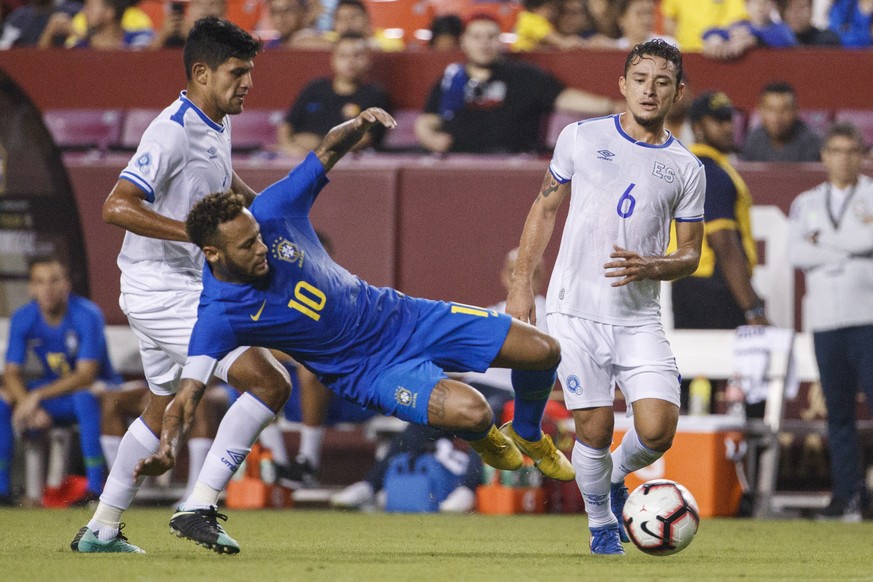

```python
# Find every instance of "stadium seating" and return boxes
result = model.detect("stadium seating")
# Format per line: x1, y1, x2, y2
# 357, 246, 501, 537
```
119, 108, 161, 150
745, 109, 834, 138
364, 0, 434, 45
834, 109, 873, 146
381, 108, 421, 151
229, 108, 285, 152
42, 109, 124, 152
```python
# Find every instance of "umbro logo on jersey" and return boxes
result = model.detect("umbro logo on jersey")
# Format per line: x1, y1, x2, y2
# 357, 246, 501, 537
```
597, 149, 615, 161
207, 146, 218, 160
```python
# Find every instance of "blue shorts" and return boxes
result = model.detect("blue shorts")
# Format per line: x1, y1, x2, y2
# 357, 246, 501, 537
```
331, 299, 512, 425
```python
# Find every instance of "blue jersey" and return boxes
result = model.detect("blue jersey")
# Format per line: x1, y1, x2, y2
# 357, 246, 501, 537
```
188, 152, 420, 381
5, 294, 122, 386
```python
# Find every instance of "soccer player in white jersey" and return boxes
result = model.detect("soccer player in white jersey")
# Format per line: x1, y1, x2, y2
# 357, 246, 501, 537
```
71, 17, 292, 555
506, 39, 705, 555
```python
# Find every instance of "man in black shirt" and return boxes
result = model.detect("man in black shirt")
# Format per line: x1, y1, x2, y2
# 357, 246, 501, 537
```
414, 14, 616, 154
277, 31, 390, 155
779, 0, 841, 46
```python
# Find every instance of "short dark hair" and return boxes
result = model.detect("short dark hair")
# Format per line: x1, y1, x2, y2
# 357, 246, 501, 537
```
183, 17, 262, 81
463, 13, 501, 31
429, 14, 463, 44
336, 30, 368, 43
760, 81, 796, 98
623, 38, 683, 86
824, 122, 865, 149
186, 191, 247, 249
335, 0, 368, 15
27, 256, 67, 278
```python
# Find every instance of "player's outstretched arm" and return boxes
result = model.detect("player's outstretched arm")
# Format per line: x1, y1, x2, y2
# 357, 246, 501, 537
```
134, 377, 207, 478
604, 220, 703, 287
314, 108, 396, 172
506, 170, 570, 324
103, 179, 189, 241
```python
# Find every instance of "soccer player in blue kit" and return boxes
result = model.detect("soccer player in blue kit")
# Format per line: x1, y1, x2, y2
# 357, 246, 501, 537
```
2, 257, 120, 505
136, 108, 575, 550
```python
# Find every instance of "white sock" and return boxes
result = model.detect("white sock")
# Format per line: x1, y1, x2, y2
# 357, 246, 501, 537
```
100, 435, 122, 469
611, 426, 664, 484
180, 438, 213, 501
299, 425, 325, 469
183, 393, 276, 509
258, 423, 289, 466
89, 418, 158, 540
573, 440, 615, 529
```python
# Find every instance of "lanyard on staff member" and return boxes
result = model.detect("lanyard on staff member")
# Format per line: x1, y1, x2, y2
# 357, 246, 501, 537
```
825, 182, 857, 230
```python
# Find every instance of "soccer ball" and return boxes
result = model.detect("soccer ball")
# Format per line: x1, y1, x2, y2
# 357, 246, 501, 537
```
621, 479, 700, 556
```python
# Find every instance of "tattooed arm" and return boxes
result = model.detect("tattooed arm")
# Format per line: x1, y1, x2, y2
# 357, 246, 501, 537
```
505, 170, 571, 325
314, 108, 396, 172
133, 378, 208, 478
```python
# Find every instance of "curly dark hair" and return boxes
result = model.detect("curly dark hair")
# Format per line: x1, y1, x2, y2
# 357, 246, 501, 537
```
186, 191, 247, 250
183, 17, 262, 81
624, 38, 683, 86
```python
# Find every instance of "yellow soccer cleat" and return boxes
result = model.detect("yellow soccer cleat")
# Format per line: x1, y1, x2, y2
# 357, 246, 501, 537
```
469, 424, 524, 471
499, 421, 575, 481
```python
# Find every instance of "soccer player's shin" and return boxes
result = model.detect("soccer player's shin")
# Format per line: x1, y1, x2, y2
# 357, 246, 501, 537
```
573, 440, 614, 528
510, 367, 556, 441
184, 392, 275, 509
611, 425, 663, 482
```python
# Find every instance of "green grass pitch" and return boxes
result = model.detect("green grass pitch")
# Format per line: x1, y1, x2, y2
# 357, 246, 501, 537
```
3, 508, 873, 581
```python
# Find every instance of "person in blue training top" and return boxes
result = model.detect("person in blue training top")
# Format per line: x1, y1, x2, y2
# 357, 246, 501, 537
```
1, 257, 121, 505
136, 107, 575, 549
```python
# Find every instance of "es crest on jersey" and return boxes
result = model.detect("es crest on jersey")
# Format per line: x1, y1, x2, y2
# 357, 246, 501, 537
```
271, 237, 305, 267
136, 152, 152, 175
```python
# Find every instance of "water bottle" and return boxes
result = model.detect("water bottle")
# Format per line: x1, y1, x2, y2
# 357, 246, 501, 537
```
260, 449, 276, 485
688, 376, 711, 416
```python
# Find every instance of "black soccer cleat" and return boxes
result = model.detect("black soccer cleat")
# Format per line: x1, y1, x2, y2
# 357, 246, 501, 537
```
169, 506, 240, 555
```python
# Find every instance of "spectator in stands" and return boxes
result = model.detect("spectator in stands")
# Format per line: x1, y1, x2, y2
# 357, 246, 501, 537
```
151, 0, 227, 48
615, 0, 679, 49
661, 0, 748, 51
787, 122, 873, 521
741, 81, 822, 162
428, 14, 462, 51
586, 0, 621, 39
0, 0, 79, 49
511, 0, 586, 52
277, 32, 390, 156
671, 91, 769, 330
414, 14, 616, 154
263, 0, 328, 50
39, 0, 153, 49
328, 0, 404, 51
828, 0, 873, 47
1, 257, 117, 506
779, 0, 842, 46
702, 0, 797, 60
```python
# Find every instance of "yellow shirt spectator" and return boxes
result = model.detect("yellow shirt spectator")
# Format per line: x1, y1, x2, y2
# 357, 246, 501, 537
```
512, 10, 555, 52
68, 5, 154, 47
661, 0, 748, 51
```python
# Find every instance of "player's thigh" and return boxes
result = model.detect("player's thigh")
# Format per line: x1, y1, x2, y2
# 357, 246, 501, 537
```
613, 323, 681, 409
426, 378, 492, 432
225, 347, 291, 412
548, 313, 616, 412
490, 318, 561, 370
125, 305, 193, 396
412, 299, 513, 373
355, 357, 445, 426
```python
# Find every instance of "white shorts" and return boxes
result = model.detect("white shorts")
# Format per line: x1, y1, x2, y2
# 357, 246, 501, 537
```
547, 313, 681, 411
122, 290, 247, 395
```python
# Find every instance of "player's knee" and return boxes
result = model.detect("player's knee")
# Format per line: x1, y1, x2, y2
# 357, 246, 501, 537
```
247, 364, 292, 412
459, 393, 493, 433
639, 429, 675, 453
536, 332, 561, 369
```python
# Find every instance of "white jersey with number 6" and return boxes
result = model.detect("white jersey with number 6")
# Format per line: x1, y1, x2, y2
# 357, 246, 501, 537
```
547, 114, 705, 326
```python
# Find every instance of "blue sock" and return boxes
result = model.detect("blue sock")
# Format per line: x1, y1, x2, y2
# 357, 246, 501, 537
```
455, 427, 491, 442
72, 392, 105, 493
510, 367, 557, 442
0, 400, 12, 495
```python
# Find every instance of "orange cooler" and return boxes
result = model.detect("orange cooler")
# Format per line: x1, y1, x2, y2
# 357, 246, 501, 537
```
613, 415, 745, 517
